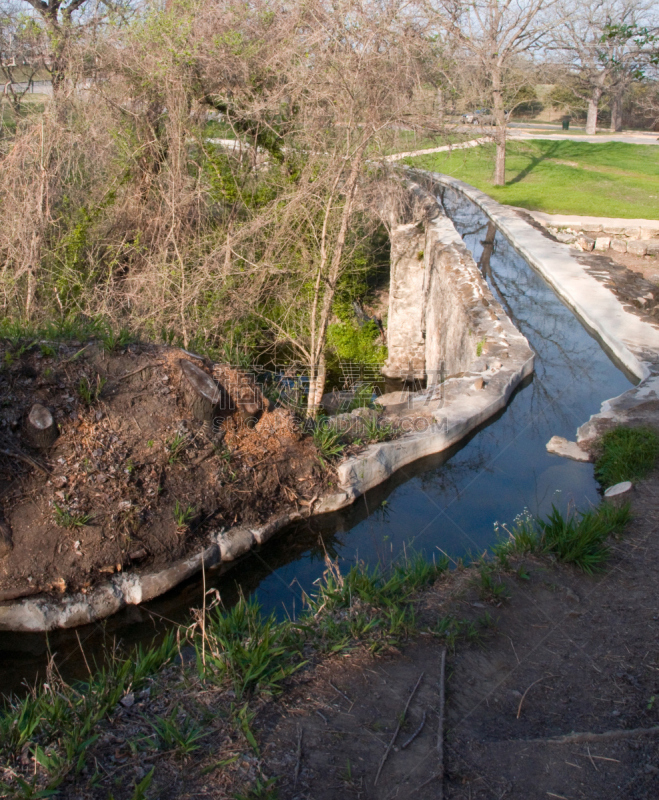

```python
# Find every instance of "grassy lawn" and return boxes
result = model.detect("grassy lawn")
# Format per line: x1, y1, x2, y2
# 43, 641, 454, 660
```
407, 140, 659, 218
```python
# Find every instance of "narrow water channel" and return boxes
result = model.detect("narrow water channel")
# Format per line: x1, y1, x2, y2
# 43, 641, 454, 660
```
0, 190, 634, 696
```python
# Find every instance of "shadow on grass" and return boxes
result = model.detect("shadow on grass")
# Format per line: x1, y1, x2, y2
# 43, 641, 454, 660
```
506, 141, 562, 185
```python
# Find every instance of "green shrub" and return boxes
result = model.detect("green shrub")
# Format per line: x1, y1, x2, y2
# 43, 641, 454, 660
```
595, 426, 659, 488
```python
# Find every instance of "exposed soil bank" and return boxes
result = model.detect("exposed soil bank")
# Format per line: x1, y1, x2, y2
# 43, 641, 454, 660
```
0, 342, 325, 610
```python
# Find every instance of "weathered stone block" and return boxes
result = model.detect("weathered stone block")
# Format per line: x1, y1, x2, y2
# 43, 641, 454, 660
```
576, 234, 595, 251
646, 241, 659, 256
610, 239, 627, 253
594, 237, 611, 251
546, 436, 591, 462
640, 227, 659, 240
623, 227, 641, 239
581, 223, 602, 233
602, 226, 625, 236
628, 240, 648, 256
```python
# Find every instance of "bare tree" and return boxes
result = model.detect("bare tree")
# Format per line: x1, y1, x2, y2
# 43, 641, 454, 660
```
0, 7, 49, 113
551, 0, 657, 134
429, 0, 555, 186
601, 13, 658, 131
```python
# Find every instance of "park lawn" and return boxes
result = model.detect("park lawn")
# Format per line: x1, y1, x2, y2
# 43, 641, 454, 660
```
407, 140, 659, 219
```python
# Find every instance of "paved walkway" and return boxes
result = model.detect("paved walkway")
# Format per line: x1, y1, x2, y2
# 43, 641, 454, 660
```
386, 130, 659, 163
521, 210, 659, 232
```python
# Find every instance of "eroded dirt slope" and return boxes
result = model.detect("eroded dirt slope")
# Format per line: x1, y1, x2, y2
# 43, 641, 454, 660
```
0, 341, 324, 601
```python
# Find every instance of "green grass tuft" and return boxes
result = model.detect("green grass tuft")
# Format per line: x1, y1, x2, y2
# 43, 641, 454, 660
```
595, 426, 659, 488
494, 503, 631, 574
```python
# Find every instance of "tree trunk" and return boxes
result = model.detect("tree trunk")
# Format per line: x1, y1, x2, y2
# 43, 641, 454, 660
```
494, 140, 506, 186
491, 67, 506, 186
610, 91, 624, 132
306, 147, 365, 416
436, 87, 444, 128
586, 87, 602, 135
306, 353, 326, 416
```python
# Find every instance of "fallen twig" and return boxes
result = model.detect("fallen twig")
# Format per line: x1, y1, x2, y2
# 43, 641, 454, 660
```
0, 446, 51, 476
517, 674, 554, 719
117, 361, 165, 382
329, 681, 353, 709
523, 726, 659, 745
437, 648, 446, 800
401, 710, 427, 749
374, 670, 424, 785
294, 725, 303, 787
60, 343, 93, 364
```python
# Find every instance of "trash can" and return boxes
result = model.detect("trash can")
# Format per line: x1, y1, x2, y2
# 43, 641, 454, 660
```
562, 117, 570, 131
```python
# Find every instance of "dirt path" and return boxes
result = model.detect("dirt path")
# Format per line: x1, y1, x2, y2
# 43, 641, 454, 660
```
255, 477, 659, 799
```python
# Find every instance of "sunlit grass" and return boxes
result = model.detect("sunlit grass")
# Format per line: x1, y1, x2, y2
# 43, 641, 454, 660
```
408, 140, 659, 218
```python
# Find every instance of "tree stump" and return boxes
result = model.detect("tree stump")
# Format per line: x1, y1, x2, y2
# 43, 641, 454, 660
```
179, 359, 226, 423
0, 509, 12, 559
26, 404, 58, 450
213, 364, 268, 425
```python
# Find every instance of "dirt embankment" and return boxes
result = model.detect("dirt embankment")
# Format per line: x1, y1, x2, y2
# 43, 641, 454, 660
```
253, 482, 659, 800
0, 341, 325, 601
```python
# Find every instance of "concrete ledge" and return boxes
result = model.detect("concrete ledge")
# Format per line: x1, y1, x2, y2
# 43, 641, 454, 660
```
418, 171, 659, 459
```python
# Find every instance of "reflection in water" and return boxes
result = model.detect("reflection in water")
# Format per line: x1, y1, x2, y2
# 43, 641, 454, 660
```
0, 190, 634, 695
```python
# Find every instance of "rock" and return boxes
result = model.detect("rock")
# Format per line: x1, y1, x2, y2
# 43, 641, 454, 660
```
581, 223, 603, 233
594, 237, 611, 251
119, 692, 135, 709
473, 377, 484, 390
602, 226, 626, 236
375, 390, 412, 408
623, 226, 641, 239
640, 227, 658, 240
546, 436, 591, 462
555, 232, 575, 244
627, 240, 648, 257
351, 406, 378, 421
576, 234, 595, 252
215, 528, 254, 561
321, 390, 355, 414
610, 238, 627, 253
604, 481, 633, 499
646, 241, 659, 256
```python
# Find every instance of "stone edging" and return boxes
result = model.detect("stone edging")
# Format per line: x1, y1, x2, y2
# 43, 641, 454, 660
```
0, 184, 537, 632
417, 171, 659, 451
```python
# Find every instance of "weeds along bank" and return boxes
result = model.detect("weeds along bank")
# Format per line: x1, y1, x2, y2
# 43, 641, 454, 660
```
0, 0, 440, 410
0, 461, 639, 799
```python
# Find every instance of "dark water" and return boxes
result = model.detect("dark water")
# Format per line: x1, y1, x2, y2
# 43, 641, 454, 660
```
0, 190, 633, 696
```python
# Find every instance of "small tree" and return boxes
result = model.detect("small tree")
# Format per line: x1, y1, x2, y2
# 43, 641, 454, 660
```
430, 0, 556, 186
